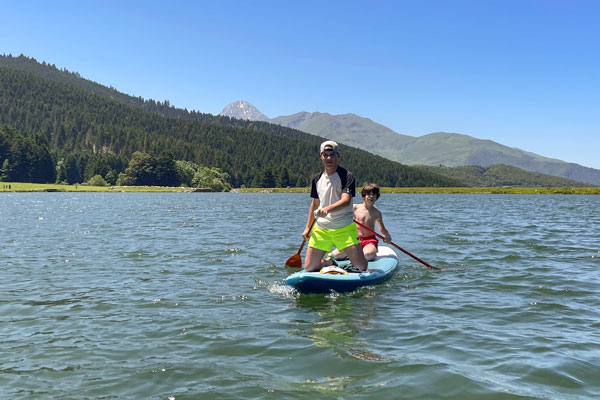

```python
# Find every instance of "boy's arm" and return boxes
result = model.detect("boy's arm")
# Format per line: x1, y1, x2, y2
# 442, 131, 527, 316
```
376, 214, 392, 243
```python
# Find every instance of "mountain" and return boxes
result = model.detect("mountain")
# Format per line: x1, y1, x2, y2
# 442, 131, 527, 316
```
271, 112, 415, 158
220, 101, 270, 122
220, 100, 600, 186
0, 55, 459, 188
391, 132, 600, 186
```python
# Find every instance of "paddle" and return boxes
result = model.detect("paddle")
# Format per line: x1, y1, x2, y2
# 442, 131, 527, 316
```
285, 220, 316, 268
353, 219, 443, 271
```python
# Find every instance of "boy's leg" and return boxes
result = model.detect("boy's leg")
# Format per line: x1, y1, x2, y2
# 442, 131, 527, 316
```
362, 244, 378, 261
304, 246, 327, 272
343, 243, 368, 271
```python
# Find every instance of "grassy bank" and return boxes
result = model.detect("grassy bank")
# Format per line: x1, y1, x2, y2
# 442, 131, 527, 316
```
2, 183, 600, 194
0, 182, 206, 192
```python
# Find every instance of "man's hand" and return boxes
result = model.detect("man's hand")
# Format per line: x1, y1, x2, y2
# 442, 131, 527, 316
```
302, 228, 312, 240
314, 208, 329, 218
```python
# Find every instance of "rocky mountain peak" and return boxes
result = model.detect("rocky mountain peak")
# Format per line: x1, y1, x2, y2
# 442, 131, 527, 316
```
219, 100, 270, 122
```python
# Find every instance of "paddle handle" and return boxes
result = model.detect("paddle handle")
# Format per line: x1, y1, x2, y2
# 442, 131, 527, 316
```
297, 219, 317, 254
353, 219, 442, 271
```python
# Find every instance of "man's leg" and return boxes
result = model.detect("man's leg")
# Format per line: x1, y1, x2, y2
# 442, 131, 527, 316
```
343, 243, 368, 271
304, 246, 327, 272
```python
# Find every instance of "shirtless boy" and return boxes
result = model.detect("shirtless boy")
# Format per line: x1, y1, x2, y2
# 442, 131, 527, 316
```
333, 183, 392, 261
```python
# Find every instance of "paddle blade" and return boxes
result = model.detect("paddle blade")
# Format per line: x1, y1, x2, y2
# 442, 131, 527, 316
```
285, 253, 302, 268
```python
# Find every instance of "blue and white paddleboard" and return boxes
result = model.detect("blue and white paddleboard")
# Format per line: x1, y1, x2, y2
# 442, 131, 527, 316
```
285, 245, 399, 294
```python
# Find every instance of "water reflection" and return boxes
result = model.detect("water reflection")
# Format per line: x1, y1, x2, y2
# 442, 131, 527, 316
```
293, 293, 384, 361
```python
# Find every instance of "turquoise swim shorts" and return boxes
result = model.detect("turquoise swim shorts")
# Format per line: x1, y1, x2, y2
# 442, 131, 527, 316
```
308, 222, 360, 252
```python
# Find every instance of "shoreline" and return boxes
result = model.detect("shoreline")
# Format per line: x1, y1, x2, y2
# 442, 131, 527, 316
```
2, 183, 599, 194
236, 187, 600, 194
0, 183, 210, 193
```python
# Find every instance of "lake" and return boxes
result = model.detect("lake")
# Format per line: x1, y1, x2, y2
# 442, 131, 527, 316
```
1, 193, 599, 399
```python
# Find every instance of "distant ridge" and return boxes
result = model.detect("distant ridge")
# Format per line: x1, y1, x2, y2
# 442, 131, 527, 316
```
270, 111, 415, 157
220, 100, 600, 186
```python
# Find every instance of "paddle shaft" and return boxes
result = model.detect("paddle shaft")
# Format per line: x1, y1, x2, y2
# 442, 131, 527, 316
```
296, 237, 308, 255
297, 219, 316, 253
353, 219, 441, 271
285, 218, 319, 268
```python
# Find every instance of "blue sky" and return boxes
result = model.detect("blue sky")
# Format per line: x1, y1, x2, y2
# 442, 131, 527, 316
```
2, 0, 599, 168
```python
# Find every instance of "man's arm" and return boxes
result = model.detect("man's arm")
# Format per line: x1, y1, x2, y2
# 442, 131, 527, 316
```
315, 193, 351, 217
303, 198, 320, 239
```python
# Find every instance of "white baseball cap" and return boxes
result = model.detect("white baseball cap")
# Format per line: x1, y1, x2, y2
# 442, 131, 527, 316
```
320, 140, 339, 154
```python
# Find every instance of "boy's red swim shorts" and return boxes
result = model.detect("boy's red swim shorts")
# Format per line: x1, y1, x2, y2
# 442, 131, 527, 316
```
359, 235, 378, 249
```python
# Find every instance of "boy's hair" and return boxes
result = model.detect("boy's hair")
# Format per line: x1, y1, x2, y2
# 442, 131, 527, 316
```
361, 183, 380, 199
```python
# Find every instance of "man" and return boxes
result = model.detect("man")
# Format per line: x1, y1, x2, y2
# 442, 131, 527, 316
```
302, 140, 368, 272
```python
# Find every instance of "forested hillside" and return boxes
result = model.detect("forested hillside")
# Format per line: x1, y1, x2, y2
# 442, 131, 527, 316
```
0, 64, 458, 188
0, 54, 342, 142
419, 164, 590, 187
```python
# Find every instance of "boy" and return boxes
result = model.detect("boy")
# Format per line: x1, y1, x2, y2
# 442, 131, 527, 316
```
302, 140, 368, 272
332, 183, 392, 261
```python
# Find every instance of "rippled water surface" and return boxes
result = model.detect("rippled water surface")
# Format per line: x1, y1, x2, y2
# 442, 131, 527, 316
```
1, 193, 599, 399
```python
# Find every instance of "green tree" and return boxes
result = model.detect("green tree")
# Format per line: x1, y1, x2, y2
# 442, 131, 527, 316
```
175, 160, 198, 187
121, 151, 155, 186
116, 172, 134, 186
105, 169, 118, 185
0, 159, 8, 181
119, 151, 178, 186
55, 158, 66, 183
154, 151, 178, 186
192, 166, 231, 192
64, 153, 82, 184
275, 166, 291, 188
88, 174, 108, 186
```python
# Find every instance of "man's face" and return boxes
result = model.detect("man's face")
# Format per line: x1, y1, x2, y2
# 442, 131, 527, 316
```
320, 150, 339, 169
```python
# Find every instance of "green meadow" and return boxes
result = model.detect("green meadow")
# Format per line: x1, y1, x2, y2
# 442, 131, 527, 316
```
0, 182, 197, 192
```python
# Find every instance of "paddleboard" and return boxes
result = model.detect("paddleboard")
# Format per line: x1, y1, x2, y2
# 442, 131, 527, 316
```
285, 245, 398, 294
